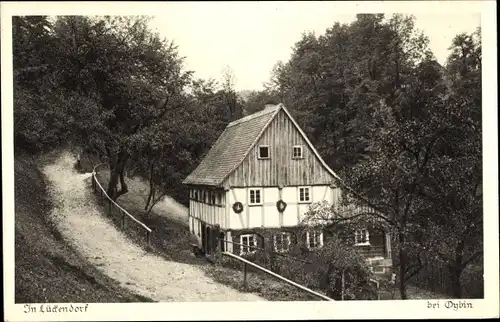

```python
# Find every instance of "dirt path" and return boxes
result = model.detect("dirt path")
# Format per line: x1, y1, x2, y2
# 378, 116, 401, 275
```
42, 151, 265, 302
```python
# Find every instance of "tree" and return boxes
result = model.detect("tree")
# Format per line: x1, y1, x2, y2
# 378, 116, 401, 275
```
417, 28, 482, 298
13, 16, 70, 153
50, 16, 192, 200
241, 90, 280, 115
273, 15, 482, 299
292, 14, 444, 299
218, 65, 244, 120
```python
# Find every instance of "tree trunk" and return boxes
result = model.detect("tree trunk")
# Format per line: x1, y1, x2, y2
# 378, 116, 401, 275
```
119, 166, 128, 193
398, 230, 408, 299
144, 163, 155, 212
450, 240, 465, 298
145, 192, 167, 217
449, 266, 463, 298
107, 148, 128, 200
145, 184, 154, 211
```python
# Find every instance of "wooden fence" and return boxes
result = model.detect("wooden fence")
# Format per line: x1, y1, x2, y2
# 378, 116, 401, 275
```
91, 163, 152, 245
219, 239, 379, 300
408, 261, 483, 298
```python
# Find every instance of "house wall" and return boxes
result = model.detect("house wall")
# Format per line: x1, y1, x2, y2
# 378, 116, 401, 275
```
225, 185, 342, 230
223, 109, 335, 188
188, 187, 227, 229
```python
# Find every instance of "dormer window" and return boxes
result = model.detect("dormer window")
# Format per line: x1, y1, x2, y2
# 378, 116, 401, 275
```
258, 145, 270, 159
292, 145, 303, 159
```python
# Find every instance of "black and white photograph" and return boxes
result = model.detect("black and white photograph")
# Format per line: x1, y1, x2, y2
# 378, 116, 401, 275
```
2, 1, 498, 320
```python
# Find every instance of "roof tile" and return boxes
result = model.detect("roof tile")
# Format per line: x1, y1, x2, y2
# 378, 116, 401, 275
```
183, 104, 281, 186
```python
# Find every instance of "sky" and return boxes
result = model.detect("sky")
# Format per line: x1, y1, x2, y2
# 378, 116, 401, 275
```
147, 3, 480, 91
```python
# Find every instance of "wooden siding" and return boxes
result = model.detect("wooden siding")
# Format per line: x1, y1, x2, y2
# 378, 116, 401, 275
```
189, 187, 227, 229
223, 109, 335, 188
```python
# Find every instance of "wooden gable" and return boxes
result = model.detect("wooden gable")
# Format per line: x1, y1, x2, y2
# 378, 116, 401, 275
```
223, 108, 336, 188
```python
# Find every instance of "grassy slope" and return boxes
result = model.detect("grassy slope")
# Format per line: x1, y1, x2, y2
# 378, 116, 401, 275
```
14, 152, 153, 303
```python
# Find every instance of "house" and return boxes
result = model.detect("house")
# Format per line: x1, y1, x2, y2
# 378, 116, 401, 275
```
183, 103, 392, 275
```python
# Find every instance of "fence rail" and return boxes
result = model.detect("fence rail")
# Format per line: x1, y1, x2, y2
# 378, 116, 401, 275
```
219, 238, 380, 300
221, 251, 334, 301
91, 163, 152, 245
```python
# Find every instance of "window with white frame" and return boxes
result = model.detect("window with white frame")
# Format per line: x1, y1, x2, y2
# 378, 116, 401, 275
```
240, 234, 256, 254
292, 145, 303, 159
354, 229, 370, 246
258, 145, 270, 159
298, 186, 311, 203
306, 230, 323, 249
249, 188, 262, 205
274, 232, 291, 252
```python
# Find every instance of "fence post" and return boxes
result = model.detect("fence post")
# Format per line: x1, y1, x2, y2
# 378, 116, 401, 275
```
243, 262, 248, 289
147, 231, 151, 245
109, 198, 112, 215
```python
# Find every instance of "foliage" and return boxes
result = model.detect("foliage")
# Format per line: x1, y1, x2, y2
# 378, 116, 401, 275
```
287, 15, 482, 299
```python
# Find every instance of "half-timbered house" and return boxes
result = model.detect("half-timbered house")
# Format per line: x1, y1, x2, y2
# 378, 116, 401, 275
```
183, 103, 392, 275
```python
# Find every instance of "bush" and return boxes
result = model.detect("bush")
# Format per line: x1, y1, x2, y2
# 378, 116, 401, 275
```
212, 235, 377, 300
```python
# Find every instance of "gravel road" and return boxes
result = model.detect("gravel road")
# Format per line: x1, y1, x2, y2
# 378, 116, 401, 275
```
43, 151, 265, 302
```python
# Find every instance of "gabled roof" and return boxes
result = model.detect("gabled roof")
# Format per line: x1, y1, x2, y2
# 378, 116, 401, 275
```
183, 103, 341, 187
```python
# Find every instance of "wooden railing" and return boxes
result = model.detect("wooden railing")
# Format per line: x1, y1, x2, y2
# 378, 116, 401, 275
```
91, 163, 152, 245
219, 239, 381, 301
221, 251, 334, 301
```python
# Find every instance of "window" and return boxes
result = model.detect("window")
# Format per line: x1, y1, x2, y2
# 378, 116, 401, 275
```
240, 234, 256, 254
258, 145, 270, 159
306, 230, 323, 249
274, 232, 291, 252
211, 193, 216, 205
292, 145, 303, 159
354, 229, 370, 246
249, 188, 262, 205
298, 187, 311, 203
194, 191, 198, 201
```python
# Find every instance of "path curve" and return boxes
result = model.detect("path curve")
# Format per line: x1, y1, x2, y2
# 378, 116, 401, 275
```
43, 151, 265, 302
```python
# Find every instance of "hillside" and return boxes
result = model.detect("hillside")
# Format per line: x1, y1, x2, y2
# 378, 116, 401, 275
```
14, 152, 153, 303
